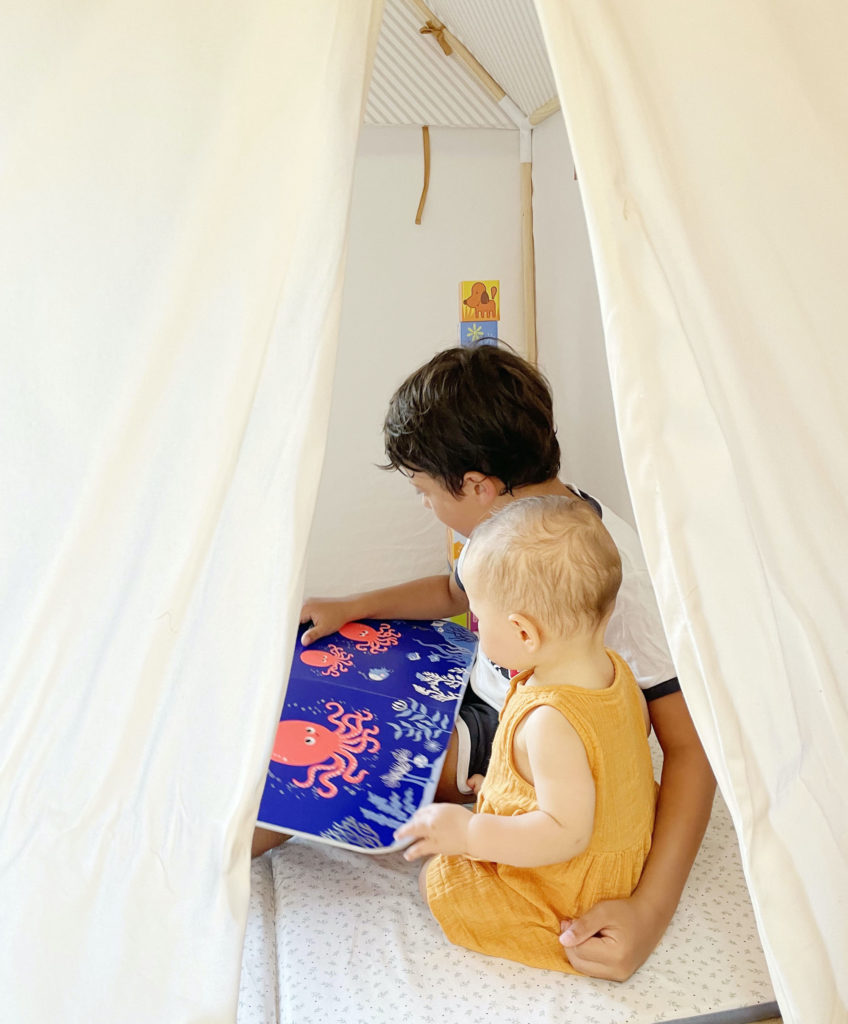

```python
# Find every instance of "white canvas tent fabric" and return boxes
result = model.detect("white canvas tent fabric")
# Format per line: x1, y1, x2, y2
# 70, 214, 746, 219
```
534, 2, 848, 1022
4, 1, 846, 1022
0, 2, 381, 1022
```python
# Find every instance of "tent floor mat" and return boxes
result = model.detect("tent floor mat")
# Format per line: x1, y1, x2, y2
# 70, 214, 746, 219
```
239, 780, 776, 1024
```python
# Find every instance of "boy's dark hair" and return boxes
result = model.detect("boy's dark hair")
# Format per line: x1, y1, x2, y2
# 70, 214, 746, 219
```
382, 344, 561, 496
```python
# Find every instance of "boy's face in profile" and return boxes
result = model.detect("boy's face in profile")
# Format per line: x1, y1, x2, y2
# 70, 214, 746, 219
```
407, 471, 489, 539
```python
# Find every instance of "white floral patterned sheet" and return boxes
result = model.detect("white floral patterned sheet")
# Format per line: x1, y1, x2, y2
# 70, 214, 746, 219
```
238, 743, 777, 1024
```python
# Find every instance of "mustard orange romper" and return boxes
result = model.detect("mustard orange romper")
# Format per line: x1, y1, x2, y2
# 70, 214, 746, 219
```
426, 649, 657, 973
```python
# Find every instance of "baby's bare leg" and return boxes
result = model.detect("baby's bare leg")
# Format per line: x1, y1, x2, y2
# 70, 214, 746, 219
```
251, 826, 291, 858
418, 858, 435, 905
417, 862, 428, 900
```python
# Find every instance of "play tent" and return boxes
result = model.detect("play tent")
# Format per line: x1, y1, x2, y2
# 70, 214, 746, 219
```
2, 2, 845, 1022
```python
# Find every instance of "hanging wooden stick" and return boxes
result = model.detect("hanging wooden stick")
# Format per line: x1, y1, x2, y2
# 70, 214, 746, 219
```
415, 125, 431, 225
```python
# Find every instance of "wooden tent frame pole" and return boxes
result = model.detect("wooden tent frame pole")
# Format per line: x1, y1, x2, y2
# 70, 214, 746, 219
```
529, 97, 560, 127
407, 0, 506, 102
520, 157, 537, 365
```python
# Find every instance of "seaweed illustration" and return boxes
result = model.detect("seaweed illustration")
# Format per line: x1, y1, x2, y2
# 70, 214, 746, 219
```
387, 698, 453, 742
360, 788, 420, 831
320, 816, 384, 849
380, 748, 436, 789
430, 619, 478, 654
412, 666, 467, 703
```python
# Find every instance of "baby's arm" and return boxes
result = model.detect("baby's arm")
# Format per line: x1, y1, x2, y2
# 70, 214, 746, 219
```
301, 574, 468, 646
396, 706, 595, 868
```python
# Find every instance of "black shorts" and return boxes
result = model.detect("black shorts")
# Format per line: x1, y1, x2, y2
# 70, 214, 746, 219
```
454, 686, 500, 793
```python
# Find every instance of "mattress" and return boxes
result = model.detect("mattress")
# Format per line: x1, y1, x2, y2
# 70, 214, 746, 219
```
238, 742, 778, 1024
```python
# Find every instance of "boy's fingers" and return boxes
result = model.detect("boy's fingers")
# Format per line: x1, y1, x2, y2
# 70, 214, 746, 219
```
561, 933, 630, 978
299, 611, 349, 647
558, 906, 639, 981
299, 612, 315, 645
467, 773, 484, 794
559, 905, 605, 946
559, 922, 585, 948
561, 937, 630, 981
300, 620, 330, 646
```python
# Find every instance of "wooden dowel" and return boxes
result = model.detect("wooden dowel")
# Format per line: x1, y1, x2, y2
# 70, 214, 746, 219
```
415, 126, 431, 225
520, 160, 537, 365
529, 97, 560, 127
407, 0, 506, 102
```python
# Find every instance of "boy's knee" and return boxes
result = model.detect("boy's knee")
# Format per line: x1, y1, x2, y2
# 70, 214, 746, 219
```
436, 729, 473, 804
251, 826, 290, 859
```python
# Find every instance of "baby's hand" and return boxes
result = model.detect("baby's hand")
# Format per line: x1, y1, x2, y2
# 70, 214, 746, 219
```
394, 803, 473, 860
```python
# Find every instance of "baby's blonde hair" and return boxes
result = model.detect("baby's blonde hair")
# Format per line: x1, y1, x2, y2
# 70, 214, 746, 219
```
463, 495, 622, 635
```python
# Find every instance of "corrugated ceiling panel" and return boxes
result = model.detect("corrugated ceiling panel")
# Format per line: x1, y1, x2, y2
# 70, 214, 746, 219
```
365, 0, 515, 128
428, 0, 557, 116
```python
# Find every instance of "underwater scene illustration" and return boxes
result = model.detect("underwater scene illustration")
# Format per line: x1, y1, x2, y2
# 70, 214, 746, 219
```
258, 618, 477, 852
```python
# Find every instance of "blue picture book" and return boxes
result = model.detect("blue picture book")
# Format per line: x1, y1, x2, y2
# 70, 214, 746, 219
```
257, 618, 477, 853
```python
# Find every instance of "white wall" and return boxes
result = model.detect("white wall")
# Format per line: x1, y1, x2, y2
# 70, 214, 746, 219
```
305, 125, 524, 595
305, 116, 637, 600
533, 113, 635, 525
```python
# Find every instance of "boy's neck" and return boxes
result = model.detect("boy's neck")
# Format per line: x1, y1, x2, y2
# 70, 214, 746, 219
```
523, 630, 614, 691
489, 477, 573, 513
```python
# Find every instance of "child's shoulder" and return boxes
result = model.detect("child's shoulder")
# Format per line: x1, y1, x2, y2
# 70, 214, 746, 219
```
517, 700, 582, 747
514, 701, 589, 780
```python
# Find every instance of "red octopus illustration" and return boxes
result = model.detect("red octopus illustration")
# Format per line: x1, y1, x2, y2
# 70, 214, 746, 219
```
299, 643, 354, 676
338, 621, 401, 654
271, 701, 380, 798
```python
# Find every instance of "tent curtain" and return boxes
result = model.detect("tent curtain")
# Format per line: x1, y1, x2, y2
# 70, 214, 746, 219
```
534, 2, 848, 1021
0, 2, 382, 1021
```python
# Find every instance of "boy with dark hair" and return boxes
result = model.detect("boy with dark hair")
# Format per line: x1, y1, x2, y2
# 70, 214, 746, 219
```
263, 343, 715, 982
382, 344, 561, 495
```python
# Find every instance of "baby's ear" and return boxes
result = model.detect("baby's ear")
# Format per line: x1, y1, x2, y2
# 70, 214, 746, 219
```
509, 613, 540, 651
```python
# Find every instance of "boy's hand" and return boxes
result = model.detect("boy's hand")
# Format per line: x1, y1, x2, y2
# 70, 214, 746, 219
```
466, 774, 485, 797
394, 803, 472, 860
299, 598, 357, 646
559, 895, 661, 981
